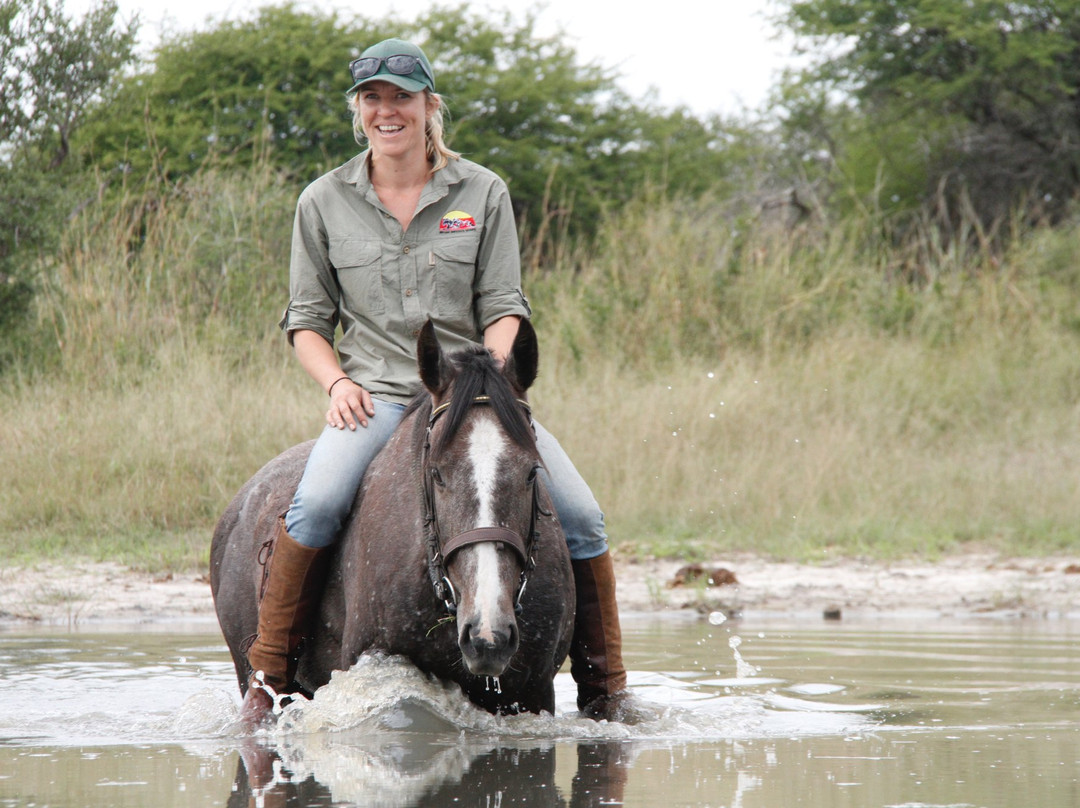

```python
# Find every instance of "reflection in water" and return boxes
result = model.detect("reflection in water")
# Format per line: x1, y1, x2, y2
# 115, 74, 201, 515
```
228, 737, 628, 808
207, 647, 875, 808
229, 742, 333, 808
223, 657, 637, 807
2, 619, 1079, 807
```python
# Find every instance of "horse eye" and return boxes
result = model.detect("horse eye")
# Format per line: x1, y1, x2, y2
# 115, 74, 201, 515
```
527, 465, 540, 483
430, 467, 445, 486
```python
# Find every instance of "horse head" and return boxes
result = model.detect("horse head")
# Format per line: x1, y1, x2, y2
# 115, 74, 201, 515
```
416, 319, 540, 678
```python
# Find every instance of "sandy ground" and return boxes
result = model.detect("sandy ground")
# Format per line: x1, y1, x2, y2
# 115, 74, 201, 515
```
2, 553, 1079, 629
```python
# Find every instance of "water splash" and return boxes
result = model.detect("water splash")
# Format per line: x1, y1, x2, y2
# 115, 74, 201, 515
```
0, 628, 884, 751
729, 636, 760, 679
259, 651, 875, 746
172, 688, 236, 737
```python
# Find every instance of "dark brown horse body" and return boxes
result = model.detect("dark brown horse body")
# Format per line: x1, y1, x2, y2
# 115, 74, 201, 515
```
211, 321, 575, 715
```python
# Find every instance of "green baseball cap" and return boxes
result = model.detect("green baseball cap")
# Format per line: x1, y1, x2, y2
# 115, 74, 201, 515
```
346, 38, 436, 94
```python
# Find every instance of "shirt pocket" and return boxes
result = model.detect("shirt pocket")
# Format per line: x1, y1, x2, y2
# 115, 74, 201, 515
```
329, 238, 385, 315
431, 232, 479, 318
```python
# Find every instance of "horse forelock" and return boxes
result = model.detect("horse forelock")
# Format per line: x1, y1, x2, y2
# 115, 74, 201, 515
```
428, 348, 536, 461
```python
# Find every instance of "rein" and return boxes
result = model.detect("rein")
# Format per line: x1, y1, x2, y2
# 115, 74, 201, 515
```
420, 395, 543, 616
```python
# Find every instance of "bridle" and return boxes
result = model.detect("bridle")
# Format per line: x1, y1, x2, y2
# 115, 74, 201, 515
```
420, 395, 545, 616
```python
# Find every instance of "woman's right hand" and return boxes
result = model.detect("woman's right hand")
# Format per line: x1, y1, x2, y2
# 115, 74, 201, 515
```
327, 378, 375, 430
289, 331, 376, 431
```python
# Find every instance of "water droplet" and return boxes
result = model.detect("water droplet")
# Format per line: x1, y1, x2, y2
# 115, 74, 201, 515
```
729, 635, 760, 678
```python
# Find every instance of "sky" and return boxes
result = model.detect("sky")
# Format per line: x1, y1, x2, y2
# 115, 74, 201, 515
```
67, 0, 795, 117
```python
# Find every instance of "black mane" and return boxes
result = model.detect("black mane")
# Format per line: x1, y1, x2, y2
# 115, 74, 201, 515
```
407, 345, 536, 459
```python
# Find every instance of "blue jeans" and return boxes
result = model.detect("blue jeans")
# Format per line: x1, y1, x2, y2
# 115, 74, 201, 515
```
284, 398, 609, 560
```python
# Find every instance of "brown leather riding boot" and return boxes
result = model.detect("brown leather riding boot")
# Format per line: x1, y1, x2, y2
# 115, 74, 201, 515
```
239, 520, 330, 726
569, 550, 628, 718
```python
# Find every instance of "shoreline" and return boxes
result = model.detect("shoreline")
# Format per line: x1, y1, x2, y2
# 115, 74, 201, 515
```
2, 553, 1078, 630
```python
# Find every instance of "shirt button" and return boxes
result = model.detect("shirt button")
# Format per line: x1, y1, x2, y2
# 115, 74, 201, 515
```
403, 245, 410, 254
405, 289, 413, 297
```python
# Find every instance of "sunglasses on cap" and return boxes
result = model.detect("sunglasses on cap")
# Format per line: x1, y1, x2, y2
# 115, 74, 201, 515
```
348, 54, 434, 87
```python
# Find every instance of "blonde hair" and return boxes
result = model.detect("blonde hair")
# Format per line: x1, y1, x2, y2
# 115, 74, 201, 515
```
349, 90, 460, 172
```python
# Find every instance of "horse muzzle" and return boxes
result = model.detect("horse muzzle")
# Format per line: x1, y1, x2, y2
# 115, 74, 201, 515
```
459, 615, 519, 677
441, 529, 528, 677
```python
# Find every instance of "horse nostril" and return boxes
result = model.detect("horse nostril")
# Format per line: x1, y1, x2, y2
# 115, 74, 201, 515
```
487, 625, 518, 653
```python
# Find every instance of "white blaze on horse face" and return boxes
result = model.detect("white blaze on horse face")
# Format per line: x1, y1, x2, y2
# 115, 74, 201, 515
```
468, 416, 506, 526
467, 417, 510, 638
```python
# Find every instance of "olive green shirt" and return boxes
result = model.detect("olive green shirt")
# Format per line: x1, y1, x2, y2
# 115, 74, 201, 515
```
279, 151, 531, 404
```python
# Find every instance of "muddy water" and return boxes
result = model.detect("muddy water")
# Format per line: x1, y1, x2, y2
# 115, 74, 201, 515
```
1, 615, 1078, 807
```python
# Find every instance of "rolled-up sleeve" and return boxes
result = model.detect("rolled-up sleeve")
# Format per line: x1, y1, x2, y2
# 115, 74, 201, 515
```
277, 191, 339, 345
473, 180, 532, 329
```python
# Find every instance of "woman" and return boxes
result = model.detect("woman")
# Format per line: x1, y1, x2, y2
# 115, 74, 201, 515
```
241, 38, 627, 725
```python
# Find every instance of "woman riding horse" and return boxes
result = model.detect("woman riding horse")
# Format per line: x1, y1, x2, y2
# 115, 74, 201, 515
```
240, 38, 628, 725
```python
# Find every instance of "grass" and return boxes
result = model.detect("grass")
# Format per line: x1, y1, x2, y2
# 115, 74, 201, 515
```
534, 328, 1080, 563
3, 166, 1079, 571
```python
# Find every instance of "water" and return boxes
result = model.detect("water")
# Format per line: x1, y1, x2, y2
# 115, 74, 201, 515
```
2, 615, 1079, 807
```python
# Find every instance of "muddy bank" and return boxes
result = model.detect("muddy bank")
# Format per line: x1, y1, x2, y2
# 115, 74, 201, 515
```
2, 553, 1078, 628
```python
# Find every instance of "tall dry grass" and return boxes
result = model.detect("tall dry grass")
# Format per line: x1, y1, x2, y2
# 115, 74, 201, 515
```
534, 328, 1080, 561
525, 192, 1080, 560
3, 167, 1079, 569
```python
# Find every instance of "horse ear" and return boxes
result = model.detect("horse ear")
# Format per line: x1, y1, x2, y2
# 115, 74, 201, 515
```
504, 317, 538, 392
418, 320, 446, 393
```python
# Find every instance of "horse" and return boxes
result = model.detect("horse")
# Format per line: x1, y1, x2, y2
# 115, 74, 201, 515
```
210, 319, 575, 716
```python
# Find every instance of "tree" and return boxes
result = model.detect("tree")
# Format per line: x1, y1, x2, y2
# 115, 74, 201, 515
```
1, 0, 138, 169
76, 3, 740, 238
422, 7, 738, 229
0, 0, 138, 365
778, 0, 1080, 225
77, 3, 378, 180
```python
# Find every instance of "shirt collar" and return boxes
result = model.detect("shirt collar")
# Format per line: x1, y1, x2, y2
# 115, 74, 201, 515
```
338, 150, 466, 197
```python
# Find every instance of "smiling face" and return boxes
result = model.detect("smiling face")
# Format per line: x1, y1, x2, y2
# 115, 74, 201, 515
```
356, 80, 438, 163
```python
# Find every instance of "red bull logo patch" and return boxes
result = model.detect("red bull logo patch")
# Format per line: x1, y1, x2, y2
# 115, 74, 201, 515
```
439, 210, 477, 232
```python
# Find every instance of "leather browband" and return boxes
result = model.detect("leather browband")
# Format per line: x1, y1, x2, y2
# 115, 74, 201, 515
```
440, 527, 528, 565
